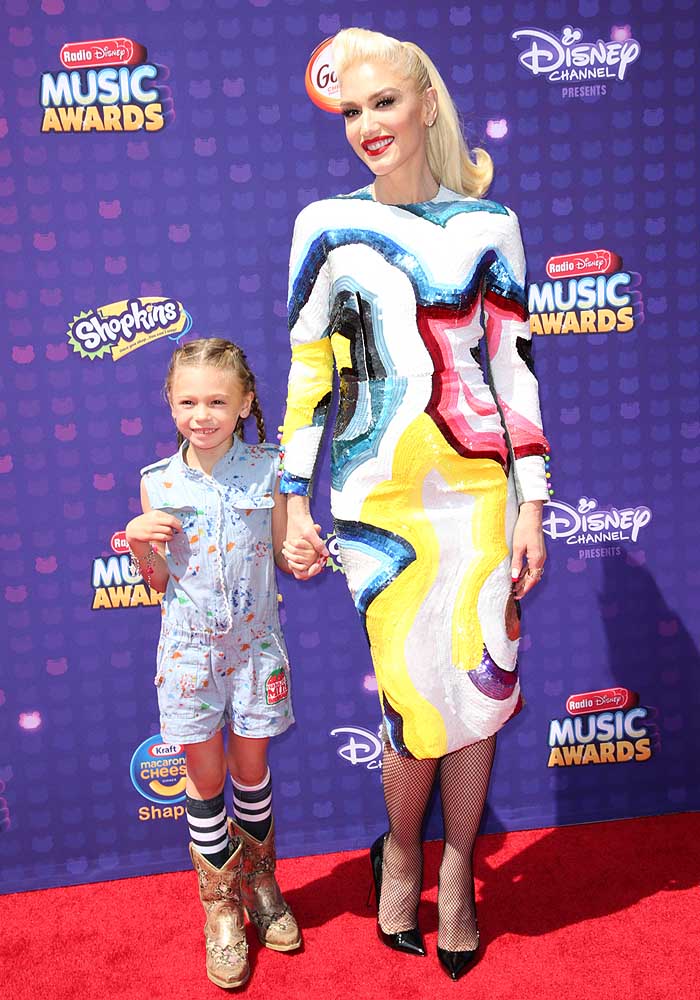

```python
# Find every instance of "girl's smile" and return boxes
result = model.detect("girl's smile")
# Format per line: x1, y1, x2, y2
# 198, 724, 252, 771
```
169, 365, 254, 472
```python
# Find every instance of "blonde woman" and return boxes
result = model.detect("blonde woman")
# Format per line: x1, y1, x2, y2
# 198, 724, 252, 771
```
280, 28, 549, 980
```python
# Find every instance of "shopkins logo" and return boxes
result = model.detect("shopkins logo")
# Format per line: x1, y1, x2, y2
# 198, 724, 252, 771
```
331, 726, 382, 771
40, 38, 172, 133
305, 37, 341, 113
91, 535, 162, 610
130, 736, 187, 820
67, 297, 192, 361
529, 250, 644, 336
542, 497, 652, 555
512, 25, 641, 99
547, 688, 657, 767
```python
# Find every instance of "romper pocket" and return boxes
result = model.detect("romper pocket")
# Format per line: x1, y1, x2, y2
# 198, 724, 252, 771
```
256, 629, 292, 711
231, 492, 275, 511
155, 632, 211, 719
230, 492, 275, 545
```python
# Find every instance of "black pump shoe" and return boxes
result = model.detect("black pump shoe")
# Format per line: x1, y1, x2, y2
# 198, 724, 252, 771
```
437, 945, 479, 981
369, 833, 426, 957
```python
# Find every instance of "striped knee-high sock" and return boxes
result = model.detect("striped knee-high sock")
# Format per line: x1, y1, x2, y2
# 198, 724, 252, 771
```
231, 769, 272, 842
186, 790, 231, 868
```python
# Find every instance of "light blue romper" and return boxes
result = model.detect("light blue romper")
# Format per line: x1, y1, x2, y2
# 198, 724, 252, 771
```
141, 439, 294, 745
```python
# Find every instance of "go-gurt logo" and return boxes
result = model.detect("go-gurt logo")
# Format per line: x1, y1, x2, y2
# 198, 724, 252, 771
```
68, 297, 192, 361
40, 37, 172, 133
548, 688, 658, 767
305, 37, 341, 113
530, 250, 643, 336
543, 497, 652, 552
512, 25, 641, 95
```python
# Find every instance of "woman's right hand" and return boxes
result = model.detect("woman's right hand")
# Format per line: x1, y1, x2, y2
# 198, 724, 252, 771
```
284, 501, 329, 580
125, 510, 182, 548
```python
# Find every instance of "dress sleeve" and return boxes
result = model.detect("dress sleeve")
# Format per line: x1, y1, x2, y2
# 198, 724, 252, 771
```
279, 204, 334, 496
481, 208, 550, 503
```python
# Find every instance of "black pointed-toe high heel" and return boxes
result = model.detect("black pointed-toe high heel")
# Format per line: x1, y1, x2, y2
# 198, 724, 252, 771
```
437, 944, 479, 981
369, 833, 426, 957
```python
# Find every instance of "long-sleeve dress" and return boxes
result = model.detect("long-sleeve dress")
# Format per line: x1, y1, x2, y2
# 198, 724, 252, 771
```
280, 185, 549, 759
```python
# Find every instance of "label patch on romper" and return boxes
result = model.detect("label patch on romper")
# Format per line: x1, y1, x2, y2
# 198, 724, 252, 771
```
265, 668, 289, 705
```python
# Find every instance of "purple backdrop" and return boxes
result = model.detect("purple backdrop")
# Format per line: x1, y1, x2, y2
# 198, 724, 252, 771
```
1, 0, 698, 894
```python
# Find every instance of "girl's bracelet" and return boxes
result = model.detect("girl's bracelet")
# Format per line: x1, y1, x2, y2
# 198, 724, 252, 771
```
128, 543, 157, 581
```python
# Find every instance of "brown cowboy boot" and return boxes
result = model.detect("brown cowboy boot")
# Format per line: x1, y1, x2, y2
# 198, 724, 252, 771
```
232, 818, 301, 952
189, 838, 249, 988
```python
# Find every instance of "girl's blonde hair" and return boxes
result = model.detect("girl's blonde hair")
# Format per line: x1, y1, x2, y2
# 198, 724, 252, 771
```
332, 27, 493, 198
165, 337, 265, 447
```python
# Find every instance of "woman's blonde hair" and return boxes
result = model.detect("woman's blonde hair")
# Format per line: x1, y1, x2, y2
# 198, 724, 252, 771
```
332, 27, 493, 198
165, 337, 265, 446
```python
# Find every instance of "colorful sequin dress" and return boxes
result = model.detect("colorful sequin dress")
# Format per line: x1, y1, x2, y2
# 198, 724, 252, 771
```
280, 186, 549, 759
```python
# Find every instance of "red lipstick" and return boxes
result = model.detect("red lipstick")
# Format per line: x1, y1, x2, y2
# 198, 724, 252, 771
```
361, 135, 394, 157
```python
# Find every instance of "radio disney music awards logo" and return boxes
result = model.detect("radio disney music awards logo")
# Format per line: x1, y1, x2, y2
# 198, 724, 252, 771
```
529, 250, 643, 337
305, 37, 341, 113
512, 24, 641, 100
67, 297, 192, 361
40, 37, 172, 133
548, 688, 658, 767
331, 726, 383, 771
543, 497, 652, 560
130, 735, 187, 822
91, 531, 163, 610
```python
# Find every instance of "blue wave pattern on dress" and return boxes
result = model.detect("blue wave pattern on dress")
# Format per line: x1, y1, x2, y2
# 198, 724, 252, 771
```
290, 230, 526, 331
332, 518, 416, 631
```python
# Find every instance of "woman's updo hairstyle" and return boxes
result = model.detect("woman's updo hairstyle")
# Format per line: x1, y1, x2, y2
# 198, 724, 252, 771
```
332, 27, 493, 199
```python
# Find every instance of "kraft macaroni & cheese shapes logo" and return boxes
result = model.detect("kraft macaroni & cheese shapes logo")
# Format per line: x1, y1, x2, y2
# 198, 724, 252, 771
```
130, 736, 187, 822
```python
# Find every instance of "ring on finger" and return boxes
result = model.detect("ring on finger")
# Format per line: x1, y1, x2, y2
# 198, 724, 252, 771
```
527, 566, 544, 578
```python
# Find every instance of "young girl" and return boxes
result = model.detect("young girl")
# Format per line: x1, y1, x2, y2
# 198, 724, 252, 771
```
125, 338, 318, 989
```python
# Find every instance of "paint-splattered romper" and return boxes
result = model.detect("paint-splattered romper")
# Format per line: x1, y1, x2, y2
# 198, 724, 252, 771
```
280, 186, 549, 759
142, 439, 293, 745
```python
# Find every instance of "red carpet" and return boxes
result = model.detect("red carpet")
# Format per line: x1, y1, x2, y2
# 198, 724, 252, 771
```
1, 813, 699, 1000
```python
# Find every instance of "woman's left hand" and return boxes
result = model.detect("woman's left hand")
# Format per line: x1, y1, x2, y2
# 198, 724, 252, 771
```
511, 500, 547, 600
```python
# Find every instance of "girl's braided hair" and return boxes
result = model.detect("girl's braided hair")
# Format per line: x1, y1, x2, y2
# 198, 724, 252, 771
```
164, 338, 265, 447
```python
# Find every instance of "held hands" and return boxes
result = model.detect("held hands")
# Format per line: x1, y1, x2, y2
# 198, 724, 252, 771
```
510, 500, 547, 601
283, 514, 329, 581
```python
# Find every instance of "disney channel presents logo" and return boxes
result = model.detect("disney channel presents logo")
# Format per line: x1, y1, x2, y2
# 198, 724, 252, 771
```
91, 531, 163, 610
529, 250, 644, 337
130, 735, 187, 822
548, 688, 658, 767
512, 24, 641, 100
68, 297, 192, 361
40, 37, 172, 133
330, 726, 383, 771
543, 497, 652, 561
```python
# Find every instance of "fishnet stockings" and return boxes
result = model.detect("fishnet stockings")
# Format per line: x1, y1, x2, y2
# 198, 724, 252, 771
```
378, 735, 496, 948
438, 734, 496, 950
378, 744, 438, 934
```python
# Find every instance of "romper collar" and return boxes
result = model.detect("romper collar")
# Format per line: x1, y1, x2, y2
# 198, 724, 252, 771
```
176, 436, 241, 484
